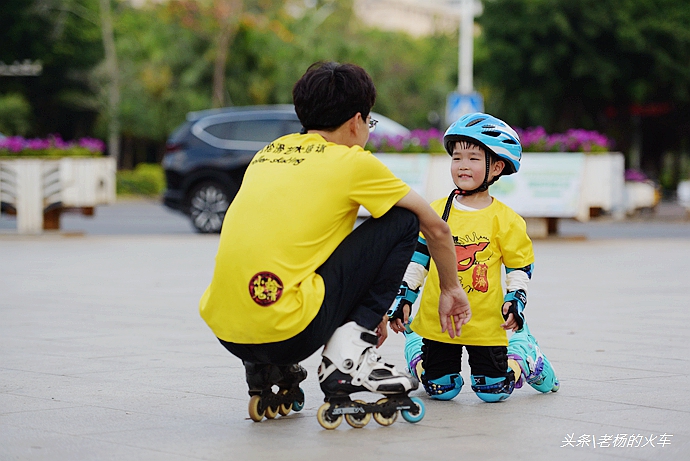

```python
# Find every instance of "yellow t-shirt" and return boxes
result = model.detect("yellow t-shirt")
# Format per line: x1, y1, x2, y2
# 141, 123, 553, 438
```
199, 133, 410, 343
411, 197, 534, 346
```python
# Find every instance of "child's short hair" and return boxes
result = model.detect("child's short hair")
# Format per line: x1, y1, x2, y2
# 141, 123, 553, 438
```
293, 61, 376, 132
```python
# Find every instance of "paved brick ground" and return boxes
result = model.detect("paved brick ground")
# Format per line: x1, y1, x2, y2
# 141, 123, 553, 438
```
1, 222, 689, 460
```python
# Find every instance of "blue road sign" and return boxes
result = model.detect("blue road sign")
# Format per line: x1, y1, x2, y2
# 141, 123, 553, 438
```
445, 91, 484, 126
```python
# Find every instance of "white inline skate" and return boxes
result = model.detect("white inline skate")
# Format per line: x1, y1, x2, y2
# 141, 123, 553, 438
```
317, 321, 425, 429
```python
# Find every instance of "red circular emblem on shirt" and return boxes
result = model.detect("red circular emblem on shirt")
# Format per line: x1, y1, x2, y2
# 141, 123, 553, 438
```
249, 272, 283, 306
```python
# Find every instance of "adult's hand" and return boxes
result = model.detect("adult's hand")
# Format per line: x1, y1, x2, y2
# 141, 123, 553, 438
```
438, 286, 471, 338
376, 315, 389, 347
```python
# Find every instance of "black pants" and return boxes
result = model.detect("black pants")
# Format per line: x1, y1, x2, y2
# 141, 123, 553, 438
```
422, 338, 511, 381
219, 207, 419, 365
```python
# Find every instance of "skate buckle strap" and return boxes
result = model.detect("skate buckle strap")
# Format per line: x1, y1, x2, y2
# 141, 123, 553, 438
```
351, 347, 381, 387
360, 331, 378, 345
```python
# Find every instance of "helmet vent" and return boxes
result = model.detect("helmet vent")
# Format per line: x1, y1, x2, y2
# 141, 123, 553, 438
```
482, 129, 501, 137
465, 117, 486, 127
502, 139, 518, 144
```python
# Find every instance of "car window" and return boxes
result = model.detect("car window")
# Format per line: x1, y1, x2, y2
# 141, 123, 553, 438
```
205, 120, 285, 142
285, 120, 304, 135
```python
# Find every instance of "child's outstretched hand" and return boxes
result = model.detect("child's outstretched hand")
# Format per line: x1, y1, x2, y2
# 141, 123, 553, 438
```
501, 302, 520, 332
389, 303, 411, 334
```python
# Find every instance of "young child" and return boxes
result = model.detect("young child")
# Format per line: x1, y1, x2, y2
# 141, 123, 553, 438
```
388, 112, 559, 402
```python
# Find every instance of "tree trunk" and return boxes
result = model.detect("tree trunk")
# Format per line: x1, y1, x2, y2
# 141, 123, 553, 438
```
211, 0, 244, 108
99, 0, 121, 166
212, 24, 233, 108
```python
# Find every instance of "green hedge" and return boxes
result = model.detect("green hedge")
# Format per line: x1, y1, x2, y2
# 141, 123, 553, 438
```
116, 163, 165, 196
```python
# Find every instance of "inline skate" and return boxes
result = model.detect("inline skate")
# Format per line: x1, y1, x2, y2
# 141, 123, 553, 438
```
245, 362, 307, 422
316, 321, 425, 429
507, 323, 559, 393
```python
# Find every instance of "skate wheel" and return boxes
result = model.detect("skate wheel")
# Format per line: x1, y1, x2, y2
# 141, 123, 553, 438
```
508, 358, 522, 383
278, 390, 291, 416
292, 387, 305, 412
264, 404, 279, 419
248, 395, 265, 422
344, 400, 371, 428
401, 397, 425, 423
552, 380, 560, 392
317, 402, 342, 430
372, 398, 398, 426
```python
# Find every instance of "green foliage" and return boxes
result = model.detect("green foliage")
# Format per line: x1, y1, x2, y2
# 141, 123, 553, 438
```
5, 0, 690, 186
0, 93, 32, 136
0, 0, 104, 137
476, 0, 690, 132
116, 163, 165, 196
100, 2, 212, 142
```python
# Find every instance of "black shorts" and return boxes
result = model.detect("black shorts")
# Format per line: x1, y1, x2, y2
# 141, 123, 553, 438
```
421, 338, 510, 381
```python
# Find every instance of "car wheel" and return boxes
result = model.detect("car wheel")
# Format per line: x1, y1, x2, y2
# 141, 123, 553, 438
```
188, 181, 232, 233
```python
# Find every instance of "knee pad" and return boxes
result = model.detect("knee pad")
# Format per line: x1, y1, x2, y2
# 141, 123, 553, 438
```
423, 373, 463, 401
470, 374, 514, 403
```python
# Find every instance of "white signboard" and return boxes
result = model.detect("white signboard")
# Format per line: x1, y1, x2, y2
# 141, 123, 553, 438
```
491, 153, 586, 217
374, 153, 431, 197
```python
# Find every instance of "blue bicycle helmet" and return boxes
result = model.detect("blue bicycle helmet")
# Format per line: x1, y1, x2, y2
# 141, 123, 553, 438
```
444, 112, 522, 175
439, 113, 522, 204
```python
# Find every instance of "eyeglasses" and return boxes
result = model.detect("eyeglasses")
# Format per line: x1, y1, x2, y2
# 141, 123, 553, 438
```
368, 118, 378, 133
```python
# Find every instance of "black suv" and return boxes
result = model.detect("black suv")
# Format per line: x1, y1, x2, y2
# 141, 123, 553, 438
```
163, 104, 410, 233
162, 105, 304, 232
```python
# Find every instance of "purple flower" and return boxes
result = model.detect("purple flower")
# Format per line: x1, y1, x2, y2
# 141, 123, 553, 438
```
0, 136, 26, 152
365, 126, 613, 153
367, 128, 444, 153
625, 169, 648, 182
517, 127, 613, 153
0, 135, 106, 157
78, 138, 106, 153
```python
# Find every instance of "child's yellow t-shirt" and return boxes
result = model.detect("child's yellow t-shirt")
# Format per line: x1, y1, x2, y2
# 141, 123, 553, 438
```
411, 197, 534, 346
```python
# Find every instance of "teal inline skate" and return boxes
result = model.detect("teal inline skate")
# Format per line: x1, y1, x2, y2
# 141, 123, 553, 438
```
507, 324, 559, 393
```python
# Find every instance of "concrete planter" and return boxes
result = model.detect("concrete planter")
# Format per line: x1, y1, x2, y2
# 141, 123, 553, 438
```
372, 152, 626, 238
0, 157, 116, 234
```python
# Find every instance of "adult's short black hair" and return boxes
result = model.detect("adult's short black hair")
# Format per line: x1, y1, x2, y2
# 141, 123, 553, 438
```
292, 61, 376, 132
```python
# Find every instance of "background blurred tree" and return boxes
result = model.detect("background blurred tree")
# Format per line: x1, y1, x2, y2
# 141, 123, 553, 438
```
0, 93, 32, 136
101, 1, 212, 167
0, 0, 103, 138
476, 0, 690, 185
7, 0, 689, 188
106, 0, 458, 167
